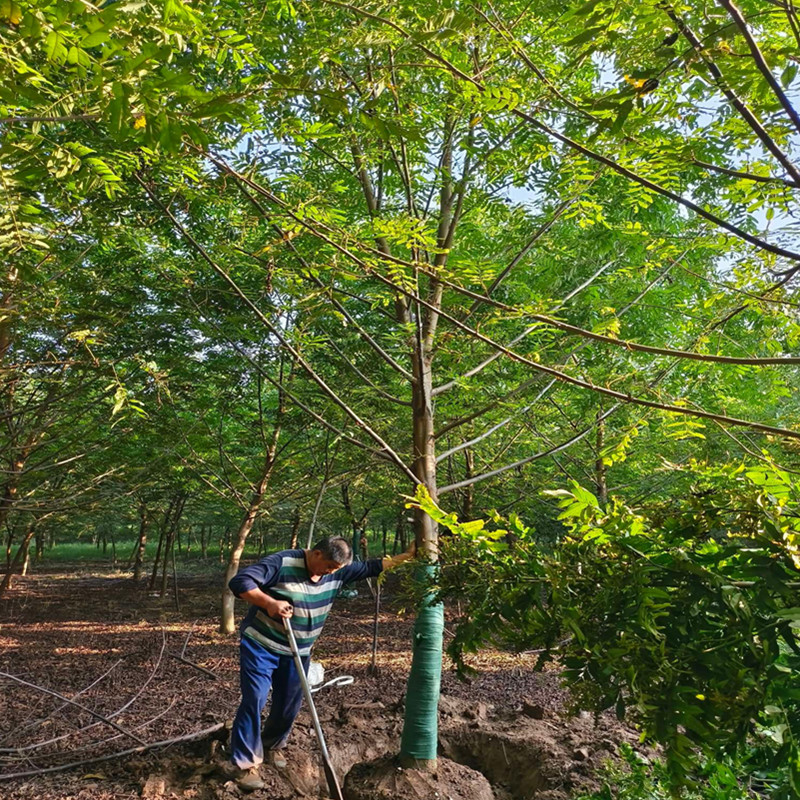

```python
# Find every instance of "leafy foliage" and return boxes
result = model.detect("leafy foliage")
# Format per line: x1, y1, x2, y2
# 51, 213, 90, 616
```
415, 463, 800, 792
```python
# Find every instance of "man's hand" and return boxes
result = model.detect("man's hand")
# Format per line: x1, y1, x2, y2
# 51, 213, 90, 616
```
382, 541, 417, 571
239, 588, 293, 620
267, 598, 294, 620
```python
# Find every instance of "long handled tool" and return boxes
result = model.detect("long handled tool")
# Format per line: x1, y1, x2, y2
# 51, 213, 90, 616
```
283, 616, 345, 800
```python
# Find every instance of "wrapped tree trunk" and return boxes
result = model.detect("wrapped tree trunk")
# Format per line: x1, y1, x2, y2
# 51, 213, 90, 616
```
399, 349, 443, 770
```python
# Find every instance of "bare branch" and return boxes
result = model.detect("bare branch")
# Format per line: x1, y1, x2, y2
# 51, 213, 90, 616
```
436, 378, 557, 461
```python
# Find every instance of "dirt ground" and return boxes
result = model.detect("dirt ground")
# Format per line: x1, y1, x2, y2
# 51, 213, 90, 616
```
0, 565, 642, 799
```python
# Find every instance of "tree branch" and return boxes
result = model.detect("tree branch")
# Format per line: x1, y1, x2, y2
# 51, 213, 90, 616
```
137, 181, 417, 482
717, 0, 800, 137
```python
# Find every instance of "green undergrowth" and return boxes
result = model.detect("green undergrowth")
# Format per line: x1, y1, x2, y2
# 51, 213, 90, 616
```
576, 745, 782, 800
29, 540, 256, 571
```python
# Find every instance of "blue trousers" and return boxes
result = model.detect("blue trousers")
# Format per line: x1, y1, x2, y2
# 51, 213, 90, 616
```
230, 635, 310, 769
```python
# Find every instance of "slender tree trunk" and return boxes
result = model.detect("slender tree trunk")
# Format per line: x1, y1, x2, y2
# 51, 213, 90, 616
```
382, 521, 388, 557
595, 410, 608, 507
289, 507, 301, 549
5, 527, 13, 569
221, 467, 274, 634
171, 535, 180, 612
0, 521, 35, 598
200, 524, 207, 558
462, 448, 474, 520
133, 502, 149, 583
149, 528, 165, 591
160, 495, 186, 599
221, 390, 286, 633
393, 511, 402, 555
20, 537, 31, 576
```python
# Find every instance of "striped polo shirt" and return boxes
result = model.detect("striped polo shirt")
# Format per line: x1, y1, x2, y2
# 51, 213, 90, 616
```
229, 549, 383, 657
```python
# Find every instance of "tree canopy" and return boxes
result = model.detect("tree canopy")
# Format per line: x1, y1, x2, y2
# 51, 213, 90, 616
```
2, 0, 800, 793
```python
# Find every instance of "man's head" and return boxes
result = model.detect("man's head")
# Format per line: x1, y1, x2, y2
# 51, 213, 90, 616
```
306, 536, 353, 577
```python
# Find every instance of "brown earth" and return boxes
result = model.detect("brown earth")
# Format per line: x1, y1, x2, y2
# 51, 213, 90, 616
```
0, 564, 642, 799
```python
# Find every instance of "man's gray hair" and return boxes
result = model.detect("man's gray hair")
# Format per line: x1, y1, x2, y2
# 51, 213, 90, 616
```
312, 536, 353, 565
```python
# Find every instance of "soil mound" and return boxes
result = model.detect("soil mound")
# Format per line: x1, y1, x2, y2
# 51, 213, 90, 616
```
344, 754, 495, 800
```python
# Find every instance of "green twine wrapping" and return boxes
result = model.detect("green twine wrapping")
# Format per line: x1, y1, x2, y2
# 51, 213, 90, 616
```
399, 562, 444, 762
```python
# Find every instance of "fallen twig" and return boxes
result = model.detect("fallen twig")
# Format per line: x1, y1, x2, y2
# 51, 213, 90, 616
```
0, 672, 146, 747
180, 620, 199, 659
5, 699, 181, 762
0, 658, 124, 749
0, 723, 226, 782
169, 653, 219, 680
0, 628, 166, 755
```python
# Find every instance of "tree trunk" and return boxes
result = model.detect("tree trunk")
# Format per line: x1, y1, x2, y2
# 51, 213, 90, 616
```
221, 468, 273, 634
148, 527, 165, 591
200, 524, 207, 558
595, 411, 608, 507
393, 511, 402, 555
20, 536, 31, 576
381, 521, 388, 557
160, 495, 186, 599
400, 349, 443, 769
0, 521, 35, 598
221, 392, 286, 633
462, 448, 474, 520
5, 527, 13, 569
289, 507, 301, 549
133, 502, 149, 582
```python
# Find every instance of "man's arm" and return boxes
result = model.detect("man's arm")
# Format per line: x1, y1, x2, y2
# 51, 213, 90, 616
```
381, 541, 416, 571
338, 543, 416, 583
228, 554, 293, 619
238, 587, 294, 619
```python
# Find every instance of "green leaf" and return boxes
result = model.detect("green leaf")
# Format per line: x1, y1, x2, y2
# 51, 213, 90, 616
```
564, 27, 604, 47
781, 63, 798, 89
610, 98, 633, 135
44, 31, 68, 64
81, 30, 109, 48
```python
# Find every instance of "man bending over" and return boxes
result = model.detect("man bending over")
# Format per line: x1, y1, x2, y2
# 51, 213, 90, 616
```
226, 535, 414, 791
